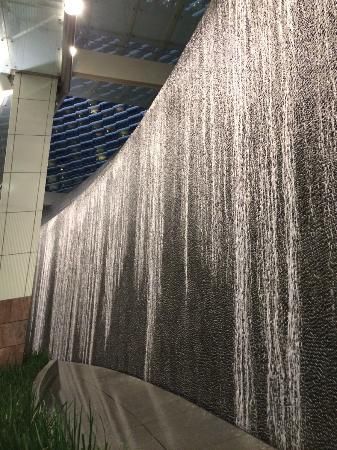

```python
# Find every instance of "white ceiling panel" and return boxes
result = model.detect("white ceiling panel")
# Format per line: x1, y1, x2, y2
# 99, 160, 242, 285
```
79, 0, 138, 35
132, 0, 178, 41
0, 0, 64, 75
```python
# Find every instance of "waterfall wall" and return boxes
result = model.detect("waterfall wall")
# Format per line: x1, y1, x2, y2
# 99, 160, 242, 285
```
28, 1, 337, 449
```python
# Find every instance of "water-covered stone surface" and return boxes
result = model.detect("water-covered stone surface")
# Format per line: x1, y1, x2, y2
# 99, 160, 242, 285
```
28, 1, 337, 449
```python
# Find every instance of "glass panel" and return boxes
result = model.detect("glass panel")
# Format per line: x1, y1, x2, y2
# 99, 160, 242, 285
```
0, 0, 64, 76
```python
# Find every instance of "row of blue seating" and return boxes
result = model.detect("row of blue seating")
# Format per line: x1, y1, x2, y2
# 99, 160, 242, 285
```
55, 98, 96, 114
47, 173, 92, 192
51, 117, 141, 152
52, 109, 144, 141
47, 96, 145, 192
50, 133, 134, 160
53, 103, 141, 127
50, 144, 125, 167
69, 81, 157, 109
56, 99, 123, 115
47, 159, 107, 185
49, 151, 109, 173
76, 27, 182, 62
79, 47, 179, 63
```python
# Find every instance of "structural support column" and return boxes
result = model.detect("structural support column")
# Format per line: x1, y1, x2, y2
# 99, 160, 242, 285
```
73, 49, 173, 87
0, 73, 57, 365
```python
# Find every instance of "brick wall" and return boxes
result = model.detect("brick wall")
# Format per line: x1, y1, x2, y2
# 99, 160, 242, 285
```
0, 297, 31, 366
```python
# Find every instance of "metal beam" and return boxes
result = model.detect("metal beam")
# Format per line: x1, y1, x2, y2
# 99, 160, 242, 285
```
57, 13, 76, 108
72, 49, 173, 88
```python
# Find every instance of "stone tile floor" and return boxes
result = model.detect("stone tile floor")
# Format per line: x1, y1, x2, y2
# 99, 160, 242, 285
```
35, 360, 275, 450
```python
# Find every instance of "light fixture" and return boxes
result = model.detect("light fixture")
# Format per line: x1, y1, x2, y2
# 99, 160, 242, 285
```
0, 89, 13, 107
64, 0, 85, 16
69, 46, 78, 57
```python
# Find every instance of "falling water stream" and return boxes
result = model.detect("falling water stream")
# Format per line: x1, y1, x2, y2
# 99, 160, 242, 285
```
28, 1, 337, 449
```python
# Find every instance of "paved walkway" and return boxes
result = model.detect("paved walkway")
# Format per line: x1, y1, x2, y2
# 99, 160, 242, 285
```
34, 360, 275, 450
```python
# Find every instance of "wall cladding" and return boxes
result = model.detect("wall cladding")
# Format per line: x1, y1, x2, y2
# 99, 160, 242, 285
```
27, 1, 337, 449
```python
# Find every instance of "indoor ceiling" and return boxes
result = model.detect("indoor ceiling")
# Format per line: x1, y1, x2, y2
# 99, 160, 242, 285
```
47, 96, 145, 192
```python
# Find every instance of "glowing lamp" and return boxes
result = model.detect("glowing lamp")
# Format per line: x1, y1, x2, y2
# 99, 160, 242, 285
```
64, 0, 84, 16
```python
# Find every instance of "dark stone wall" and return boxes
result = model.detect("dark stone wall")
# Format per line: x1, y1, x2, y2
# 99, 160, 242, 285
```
28, 1, 337, 449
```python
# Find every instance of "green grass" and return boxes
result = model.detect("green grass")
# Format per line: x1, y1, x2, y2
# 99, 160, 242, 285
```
0, 354, 107, 450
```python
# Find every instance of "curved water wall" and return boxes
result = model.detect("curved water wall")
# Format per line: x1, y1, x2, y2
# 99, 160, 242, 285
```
28, 1, 337, 449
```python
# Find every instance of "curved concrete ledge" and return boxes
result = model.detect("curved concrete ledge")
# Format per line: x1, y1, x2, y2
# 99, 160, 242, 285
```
34, 361, 275, 450
33, 359, 58, 404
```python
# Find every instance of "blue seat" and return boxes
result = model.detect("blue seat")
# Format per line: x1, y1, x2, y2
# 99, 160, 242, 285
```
49, 95, 149, 192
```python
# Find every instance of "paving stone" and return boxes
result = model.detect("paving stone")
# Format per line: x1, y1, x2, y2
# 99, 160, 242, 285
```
37, 361, 275, 450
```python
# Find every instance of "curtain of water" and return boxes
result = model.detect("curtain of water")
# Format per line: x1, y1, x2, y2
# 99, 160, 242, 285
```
28, 1, 336, 449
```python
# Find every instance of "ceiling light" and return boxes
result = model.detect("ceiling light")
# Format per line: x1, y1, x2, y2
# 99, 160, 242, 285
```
64, 0, 85, 16
69, 46, 77, 57
0, 89, 13, 107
